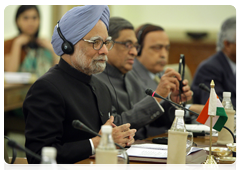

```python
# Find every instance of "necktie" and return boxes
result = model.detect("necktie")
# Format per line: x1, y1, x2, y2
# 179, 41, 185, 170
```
154, 75, 160, 84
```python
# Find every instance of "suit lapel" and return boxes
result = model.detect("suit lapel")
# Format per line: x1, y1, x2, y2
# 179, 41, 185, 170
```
132, 59, 158, 90
217, 52, 236, 96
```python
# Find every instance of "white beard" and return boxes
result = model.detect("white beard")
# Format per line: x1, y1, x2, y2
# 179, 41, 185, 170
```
71, 48, 108, 75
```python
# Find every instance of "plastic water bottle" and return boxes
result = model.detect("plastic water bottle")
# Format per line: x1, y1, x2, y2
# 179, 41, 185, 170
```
95, 125, 118, 164
170, 110, 186, 132
41, 147, 57, 164
167, 110, 191, 164
222, 92, 233, 110
217, 92, 235, 144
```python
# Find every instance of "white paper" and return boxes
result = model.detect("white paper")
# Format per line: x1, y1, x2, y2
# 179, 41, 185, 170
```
126, 143, 202, 158
185, 124, 218, 134
4, 72, 33, 84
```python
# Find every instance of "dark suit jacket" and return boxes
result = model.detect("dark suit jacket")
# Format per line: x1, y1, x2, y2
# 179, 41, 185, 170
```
23, 58, 112, 164
191, 51, 236, 108
94, 63, 173, 139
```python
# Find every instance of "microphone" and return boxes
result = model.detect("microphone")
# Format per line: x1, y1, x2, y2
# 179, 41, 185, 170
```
198, 83, 224, 102
72, 120, 101, 137
7, 138, 42, 162
199, 83, 210, 93
198, 83, 238, 112
145, 88, 199, 116
72, 120, 129, 164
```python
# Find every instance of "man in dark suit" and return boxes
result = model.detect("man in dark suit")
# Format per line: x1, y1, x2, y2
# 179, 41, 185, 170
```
23, 6, 136, 164
94, 17, 193, 139
132, 24, 204, 124
191, 16, 236, 109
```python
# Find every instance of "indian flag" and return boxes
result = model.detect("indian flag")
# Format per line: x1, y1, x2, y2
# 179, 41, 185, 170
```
196, 83, 228, 132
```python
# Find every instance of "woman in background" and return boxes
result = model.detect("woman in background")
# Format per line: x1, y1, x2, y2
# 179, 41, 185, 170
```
4, 5, 58, 77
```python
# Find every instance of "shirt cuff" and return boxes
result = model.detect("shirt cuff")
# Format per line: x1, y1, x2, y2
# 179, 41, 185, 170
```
89, 139, 95, 155
185, 104, 192, 117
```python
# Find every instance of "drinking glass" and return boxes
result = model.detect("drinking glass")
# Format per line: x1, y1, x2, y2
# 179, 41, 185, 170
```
186, 132, 193, 169
117, 149, 128, 164
186, 131, 193, 155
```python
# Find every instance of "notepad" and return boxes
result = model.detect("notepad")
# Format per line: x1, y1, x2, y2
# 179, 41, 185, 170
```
126, 143, 202, 158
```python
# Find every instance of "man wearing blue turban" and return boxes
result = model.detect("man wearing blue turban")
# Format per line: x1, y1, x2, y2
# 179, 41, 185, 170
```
23, 5, 136, 164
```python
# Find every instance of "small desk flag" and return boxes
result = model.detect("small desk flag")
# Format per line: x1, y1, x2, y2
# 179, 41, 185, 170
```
196, 86, 228, 132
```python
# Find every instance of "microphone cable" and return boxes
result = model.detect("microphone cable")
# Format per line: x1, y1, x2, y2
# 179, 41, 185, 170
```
4, 136, 17, 164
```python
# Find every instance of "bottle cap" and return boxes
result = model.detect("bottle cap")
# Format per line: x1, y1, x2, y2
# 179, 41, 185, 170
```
42, 147, 57, 159
101, 125, 112, 133
175, 110, 184, 117
223, 92, 231, 98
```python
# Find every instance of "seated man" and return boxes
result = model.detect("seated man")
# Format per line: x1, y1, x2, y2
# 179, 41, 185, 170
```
191, 16, 236, 109
132, 24, 204, 125
94, 17, 193, 139
23, 6, 136, 164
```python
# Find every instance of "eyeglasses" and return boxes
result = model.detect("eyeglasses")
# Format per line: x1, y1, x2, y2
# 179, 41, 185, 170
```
114, 41, 141, 52
150, 44, 170, 52
81, 38, 114, 51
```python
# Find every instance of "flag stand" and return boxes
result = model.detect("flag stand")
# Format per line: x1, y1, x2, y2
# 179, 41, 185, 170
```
204, 115, 217, 164
204, 80, 217, 164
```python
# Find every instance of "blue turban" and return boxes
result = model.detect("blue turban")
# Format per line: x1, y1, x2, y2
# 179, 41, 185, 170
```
51, 5, 110, 56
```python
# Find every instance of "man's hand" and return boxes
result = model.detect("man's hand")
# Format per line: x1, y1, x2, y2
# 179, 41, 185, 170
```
170, 79, 193, 103
112, 123, 136, 147
92, 116, 136, 149
154, 68, 181, 102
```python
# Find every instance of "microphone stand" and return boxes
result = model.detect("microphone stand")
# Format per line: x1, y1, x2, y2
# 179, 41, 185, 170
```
146, 89, 236, 143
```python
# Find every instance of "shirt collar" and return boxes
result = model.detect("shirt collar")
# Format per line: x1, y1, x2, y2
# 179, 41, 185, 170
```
58, 58, 92, 84
148, 70, 165, 80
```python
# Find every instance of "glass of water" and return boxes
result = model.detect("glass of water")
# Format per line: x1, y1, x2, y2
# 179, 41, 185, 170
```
186, 132, 193, 155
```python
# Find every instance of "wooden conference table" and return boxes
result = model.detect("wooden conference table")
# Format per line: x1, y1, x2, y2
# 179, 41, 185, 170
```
76, 133, 223, 164
4, 83, 32, 112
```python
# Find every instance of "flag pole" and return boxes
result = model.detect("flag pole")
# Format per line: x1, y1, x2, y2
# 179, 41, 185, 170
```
204, 80, 217, 164
210, 115, 212, 156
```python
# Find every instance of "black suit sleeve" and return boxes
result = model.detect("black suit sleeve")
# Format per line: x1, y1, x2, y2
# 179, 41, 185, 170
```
23, 79, 92, 164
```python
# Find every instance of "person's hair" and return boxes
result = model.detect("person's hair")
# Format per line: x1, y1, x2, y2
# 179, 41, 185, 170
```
216, 16, 236, 51
108, 17, 134, 40
15, 5, 40, 38
135, 24, 164, 56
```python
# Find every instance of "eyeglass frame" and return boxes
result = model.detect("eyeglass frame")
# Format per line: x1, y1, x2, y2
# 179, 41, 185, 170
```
80, 38, 114, 51
114, 41, 141, 52
149, 44, 170, 52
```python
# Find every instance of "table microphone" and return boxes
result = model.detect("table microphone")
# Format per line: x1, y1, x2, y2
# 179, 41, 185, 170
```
7, 138, 42, 162
72, 120, 129, 164
199, 83, 223, 101
145, 88, 199, 116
